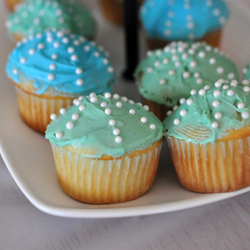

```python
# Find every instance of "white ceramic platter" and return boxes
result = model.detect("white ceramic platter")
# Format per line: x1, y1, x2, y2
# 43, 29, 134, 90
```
1, 0, 250, 218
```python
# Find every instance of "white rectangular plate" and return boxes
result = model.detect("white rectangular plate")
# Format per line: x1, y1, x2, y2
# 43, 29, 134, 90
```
1, 0, 250, 218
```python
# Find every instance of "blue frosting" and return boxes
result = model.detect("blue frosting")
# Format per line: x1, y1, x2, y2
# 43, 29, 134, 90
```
6, 30, 116, 96
140, 0, 229, 40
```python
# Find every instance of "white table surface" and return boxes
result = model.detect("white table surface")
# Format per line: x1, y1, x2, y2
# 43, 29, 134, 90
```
1, 0, 250, 249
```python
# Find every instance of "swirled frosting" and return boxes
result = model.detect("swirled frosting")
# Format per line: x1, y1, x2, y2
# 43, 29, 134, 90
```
45, 93, 164, 157
163, 79, 250, 144
140, 0, 229, 40
134, 41, 239, 107
6, 30, 116, 96
6, 0, 97, 40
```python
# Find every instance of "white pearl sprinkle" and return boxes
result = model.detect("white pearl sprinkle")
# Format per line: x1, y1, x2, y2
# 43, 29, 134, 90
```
222, 85, 229, 90
113, 94, 119, 99
66, 121, 74, 130
149, 124, 156, 130
53, 42, 60, 48
141, 117, 147, 123
199, 89, 206, 96
143, 105, 149, 111
104, 92, 111, 99
212, 100, 220, 108
242, 79, 249, 86
154, 61, 161, 67
173, 106, 178, 111
214, 112, 222, 120
55, 132, 63, 139
187, 99, 193, 106
71, 55, 78, 61
56, 31, 64, 38
90, 96, 98, 103
108, 67, 114, 73
198, 51, 206, 58
105, 108, 111, 115
73, 99, 81, 106
74, 40, 80, 46
60, 108, 66, 114
113, 128, 120, 135
227, 90, 234, 96
101, 102, 108, 107
214, 81, 222, 88
209, 58, 216, 64
109, 119, 116, 126
78, 96, 84, 101
76, 68, 82, 75
182, 53, 188, 59
179, 98, 186, 104
173, 119, 180, 125
180, 110, 187, 117
237, 103, 245, 109
167, 110, 172, 116
147, 67, 153, 73
38, 43, 44, 49
217, 67, 224, 74
68, 47, 74, 53
128, 100, 134, 105
204, 85, 211, 90
72, 113, 79, 121
194, 72, 200, 78
62, 37, 69, 44
47, 36, 53, 43
115, 136, 122, 143
49, 64, 56, 71
190, 61, 197, 68
159, 79, 166, 85
48, 74, 55, 81
76, 79, 83, 86
94, 52, 100, 57
51, 54, 58, 60
228, 73, 235, 80
84, 45, 90, 51
121, 97, 128, 102
13, 68, 18, 75
242, 111, 249, 119
169, 70, 175, 76
20, 57, 26, 64
196, 78, 203, 85
50, 113, 57, 120
211, 121, 219, 129
190, 89, 197, 95
29, 49, 35, 55
244, 86, 250, 92
129, 109, 135, 114
79, 105, 86, 111
183, 72, 190, 78
163, 58, 169, 64
116, 102, 122, 108
213, 90, 221, 97
103, 59, 108, 65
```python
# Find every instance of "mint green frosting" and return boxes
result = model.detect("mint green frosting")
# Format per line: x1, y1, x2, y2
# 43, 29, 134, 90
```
163, 80, 250, 144
45, 93, 164, 157
243, 63, 250, 81
6, 0, 97, 40
134, 41, 239, 107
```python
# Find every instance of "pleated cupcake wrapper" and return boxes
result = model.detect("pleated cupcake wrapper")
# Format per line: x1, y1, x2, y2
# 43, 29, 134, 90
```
51, 141, 163, 204
166, 136, 250, 193
15, 86, 73, 134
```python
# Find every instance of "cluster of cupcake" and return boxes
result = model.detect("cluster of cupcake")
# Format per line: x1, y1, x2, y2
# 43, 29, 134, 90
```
4, 0, 250, 205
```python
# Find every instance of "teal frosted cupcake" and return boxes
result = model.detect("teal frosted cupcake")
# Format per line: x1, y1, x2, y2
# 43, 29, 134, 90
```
45, 93, 164, 204
6, 30, 116, 133
5, 0, 97, 42
140, 0, 229, 49
134, 41, 239, 120
164, 79, 250, 193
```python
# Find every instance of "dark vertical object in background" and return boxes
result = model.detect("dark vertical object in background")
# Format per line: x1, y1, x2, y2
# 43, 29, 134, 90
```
123, 0, 139, 81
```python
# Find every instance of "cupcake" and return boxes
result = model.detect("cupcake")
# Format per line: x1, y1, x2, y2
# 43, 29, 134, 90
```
45, 93, 164, 204
140, 0, 229, 50
6, 30, 116, 134
164, 79, 250, 193
5, 0, 97, 42
134, 41, 239, 121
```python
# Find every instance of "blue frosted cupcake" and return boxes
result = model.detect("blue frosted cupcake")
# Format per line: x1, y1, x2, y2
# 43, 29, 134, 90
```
140, 0, 229, 49
6, 30, 116, 133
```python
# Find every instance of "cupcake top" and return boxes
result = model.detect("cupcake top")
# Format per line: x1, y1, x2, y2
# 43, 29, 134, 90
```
140, 0, 229, 41
6, 30, 116, 96
163, 79, 250, 144
134, 41, 239, 107
45, 93, 164, 158
6, 0, 97, 40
